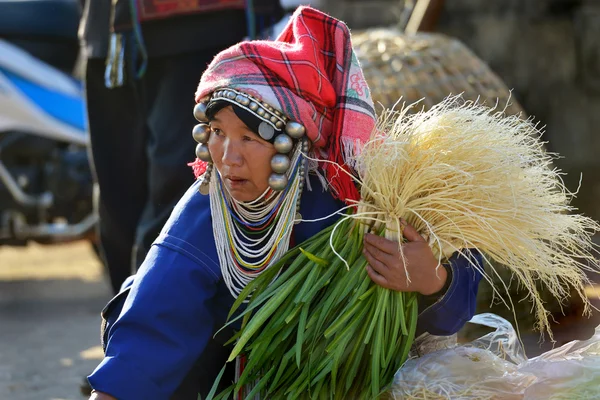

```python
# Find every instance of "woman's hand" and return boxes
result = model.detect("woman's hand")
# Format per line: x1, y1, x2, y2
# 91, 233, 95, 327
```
89, 391, 117, 400
363, 221, 447, 295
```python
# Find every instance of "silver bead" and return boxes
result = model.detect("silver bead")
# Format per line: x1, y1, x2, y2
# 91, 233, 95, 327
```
236, 94, 250, 106
195, 143, 212, 162
249, 102, 259, 111
276, 121, 284, 129
270, 116, 278, 124
227, 91, 236, 99
192, 124, 211, 143
285, 121, 306, 138
257, 107, 266, 117
268, 173, 288, 191
302, 139, 310, 152
271, 154, 291, 173
194, 103, 208, 122
273, 134, 294, 154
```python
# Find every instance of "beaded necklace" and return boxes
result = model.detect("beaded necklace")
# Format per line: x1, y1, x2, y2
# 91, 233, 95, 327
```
210, 146, 305, 298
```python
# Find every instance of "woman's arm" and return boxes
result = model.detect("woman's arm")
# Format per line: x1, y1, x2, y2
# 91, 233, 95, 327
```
416, 249, 483, 335
88, 241, 222, 399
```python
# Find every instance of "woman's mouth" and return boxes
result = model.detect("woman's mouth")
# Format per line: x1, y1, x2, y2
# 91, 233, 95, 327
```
225, 176, 247, 188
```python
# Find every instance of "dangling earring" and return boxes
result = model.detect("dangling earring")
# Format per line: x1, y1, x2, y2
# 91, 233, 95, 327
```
268, 121, 306, 191
192, 102, 212, 195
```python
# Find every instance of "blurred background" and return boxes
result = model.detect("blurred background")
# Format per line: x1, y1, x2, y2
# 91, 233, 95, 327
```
0, 0, 599, 399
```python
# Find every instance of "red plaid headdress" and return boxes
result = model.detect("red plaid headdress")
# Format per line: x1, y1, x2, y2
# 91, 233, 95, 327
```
194, 6, 376, 204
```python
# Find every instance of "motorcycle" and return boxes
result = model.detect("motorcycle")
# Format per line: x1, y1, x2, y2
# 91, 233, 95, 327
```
0, 0, 97, 250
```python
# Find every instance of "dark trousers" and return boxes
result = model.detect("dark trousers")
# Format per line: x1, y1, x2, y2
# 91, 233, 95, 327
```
85, 51, 213, 294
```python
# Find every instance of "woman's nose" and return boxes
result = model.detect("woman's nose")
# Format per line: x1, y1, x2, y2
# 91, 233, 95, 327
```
222, 139, 243, 167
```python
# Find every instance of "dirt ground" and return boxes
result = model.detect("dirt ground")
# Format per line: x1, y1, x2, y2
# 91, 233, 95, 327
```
1, 240, 599, 400
0, 241, 111, 400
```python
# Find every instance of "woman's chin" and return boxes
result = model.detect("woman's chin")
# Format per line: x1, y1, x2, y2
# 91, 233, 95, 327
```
225, 183, 260, 202
230, 193, 254, 202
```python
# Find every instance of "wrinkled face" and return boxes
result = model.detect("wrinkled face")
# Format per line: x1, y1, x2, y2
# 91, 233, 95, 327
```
208, 106, 277, 202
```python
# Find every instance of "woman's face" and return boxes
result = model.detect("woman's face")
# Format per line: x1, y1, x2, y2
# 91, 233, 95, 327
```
208, 106, 278, 202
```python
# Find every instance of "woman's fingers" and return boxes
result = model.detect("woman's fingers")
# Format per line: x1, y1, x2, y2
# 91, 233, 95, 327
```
401, 220, 426, 243
364, 233, 398, 255
365, 265, 389, 288
363, 245, 390, 275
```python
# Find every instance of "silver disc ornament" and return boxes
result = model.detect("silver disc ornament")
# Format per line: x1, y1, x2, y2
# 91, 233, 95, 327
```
271, 154, 291, 174
192, 124, 211, 144
268, 173, 288, 191
258, 121, 275, 141
285, 121, 306, 139
194, 102, 208, 122
195, 143, 212, 162
199, 182, 210, 195
273, 134, 294, 154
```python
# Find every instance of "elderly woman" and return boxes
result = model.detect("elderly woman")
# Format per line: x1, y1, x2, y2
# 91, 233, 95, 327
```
89, 7, 482, 400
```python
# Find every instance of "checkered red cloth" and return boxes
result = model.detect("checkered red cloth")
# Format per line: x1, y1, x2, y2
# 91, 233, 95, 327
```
195, 6, 376, 204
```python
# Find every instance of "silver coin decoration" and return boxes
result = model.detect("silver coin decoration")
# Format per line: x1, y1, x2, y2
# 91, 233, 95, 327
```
270, 154, 291, 173
273, 134, 293, 154
268, 173, 288, 191
195, 143, 212, 162
258, 121, 275, 141
194, 102, 208, 122
199, 183, 210, 195
285, 121, 306, 138
192, 124, 211, 144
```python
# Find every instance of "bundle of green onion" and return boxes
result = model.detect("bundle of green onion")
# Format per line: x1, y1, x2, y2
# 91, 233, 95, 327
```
208, 96, 600, 399
207, 216, 418, 399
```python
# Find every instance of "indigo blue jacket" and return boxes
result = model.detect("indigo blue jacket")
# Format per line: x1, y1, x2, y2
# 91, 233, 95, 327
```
89, 178, 482, 399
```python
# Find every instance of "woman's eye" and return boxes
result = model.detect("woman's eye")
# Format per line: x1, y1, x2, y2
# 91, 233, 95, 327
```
243, 135, 255, 142
211, 128, 222, 136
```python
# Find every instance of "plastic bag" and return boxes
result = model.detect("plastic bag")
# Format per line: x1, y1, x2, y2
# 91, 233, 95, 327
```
389, 313, 600, 399
521, 326, 600, 400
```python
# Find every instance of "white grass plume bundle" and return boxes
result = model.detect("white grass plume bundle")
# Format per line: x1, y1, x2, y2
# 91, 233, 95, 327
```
352, 95, 600, 338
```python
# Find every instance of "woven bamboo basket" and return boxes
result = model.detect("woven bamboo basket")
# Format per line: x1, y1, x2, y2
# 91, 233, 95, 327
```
353, 28, 524, 115
354, 28, 582, 336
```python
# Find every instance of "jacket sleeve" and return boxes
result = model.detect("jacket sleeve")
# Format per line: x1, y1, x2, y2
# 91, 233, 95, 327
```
416, 249, 483, 336
88, 238, 221, 400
